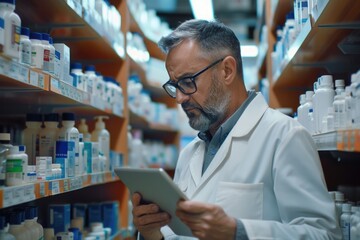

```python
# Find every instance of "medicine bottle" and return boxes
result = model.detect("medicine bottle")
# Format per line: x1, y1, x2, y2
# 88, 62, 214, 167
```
335, 79, 345, 96
30, 32, 44, 69
8, 211, 27, 240
77, 118, 91, 142
71, 62, 85, 90
0, 0, 21, 60
341, 203, 351, 240
0, 215, 15, 240
22, 113, 42, 165
58, 112, 79, 177
39, 113, 59, 160
19, 26, 31, 65
6, 145, 27, 186
84, 65, 97, 95
41, 33, 51, 73
313, 75, 335, 133
24, 207, 39, 240
91, 116, 110, 171
0, 133, 12, 186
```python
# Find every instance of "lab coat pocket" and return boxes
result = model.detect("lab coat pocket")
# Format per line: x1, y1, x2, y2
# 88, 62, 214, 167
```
215, 182, 263, 219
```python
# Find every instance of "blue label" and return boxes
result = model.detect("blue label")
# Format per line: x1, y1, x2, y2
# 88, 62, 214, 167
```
0, 18, 4, 29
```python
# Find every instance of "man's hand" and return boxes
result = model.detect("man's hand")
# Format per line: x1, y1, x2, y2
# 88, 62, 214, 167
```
176, 200, 237, 240
131, 192, 170, 240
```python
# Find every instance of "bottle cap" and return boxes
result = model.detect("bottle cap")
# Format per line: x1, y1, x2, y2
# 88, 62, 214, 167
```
85, 65, 96, 72
62, 112, 75, 121
335, 79, 345, 88
30, 32, 42, 40
41, 33, 50, 41
21, 26, 30, 36
0, 133, 11, 141
71, 62, 83, 70
26, 113, 42, 122
44, 113, 59, 122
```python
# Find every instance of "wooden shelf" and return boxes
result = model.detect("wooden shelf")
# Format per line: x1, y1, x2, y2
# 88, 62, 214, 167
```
0, 172, 119, 209
0, 66, 124, 119
271, 0, 360, 109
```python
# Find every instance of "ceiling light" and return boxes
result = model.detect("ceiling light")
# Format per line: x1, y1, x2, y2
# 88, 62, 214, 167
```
241, 45, 259, 58
189, 0, 214, 20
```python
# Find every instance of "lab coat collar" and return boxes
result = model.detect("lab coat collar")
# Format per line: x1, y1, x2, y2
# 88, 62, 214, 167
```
188, 93, 269, 195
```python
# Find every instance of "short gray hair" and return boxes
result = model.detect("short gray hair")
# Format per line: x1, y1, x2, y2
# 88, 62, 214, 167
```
158, 19, 243, 76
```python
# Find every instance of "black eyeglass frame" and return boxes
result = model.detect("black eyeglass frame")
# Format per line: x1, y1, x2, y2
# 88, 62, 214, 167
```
162, 58, 224, 98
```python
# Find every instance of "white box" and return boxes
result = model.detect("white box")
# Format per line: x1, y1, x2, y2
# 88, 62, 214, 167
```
53, 43, 70, 82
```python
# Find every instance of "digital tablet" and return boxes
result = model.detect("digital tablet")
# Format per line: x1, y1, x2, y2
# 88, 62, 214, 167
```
114, 167, 193, 237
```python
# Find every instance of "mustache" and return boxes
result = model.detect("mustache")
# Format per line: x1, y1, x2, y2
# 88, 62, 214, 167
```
181, 102, 199, 111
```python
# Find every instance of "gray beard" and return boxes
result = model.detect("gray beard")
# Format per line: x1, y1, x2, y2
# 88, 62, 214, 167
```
187, 90, 231, 132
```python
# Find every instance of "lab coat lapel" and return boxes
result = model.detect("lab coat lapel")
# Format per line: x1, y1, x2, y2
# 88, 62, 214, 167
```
191, 93, 269, 197
189, 141, 206, 187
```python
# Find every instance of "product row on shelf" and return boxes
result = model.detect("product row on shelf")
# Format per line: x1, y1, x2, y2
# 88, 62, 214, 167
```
257, 0, 360, 110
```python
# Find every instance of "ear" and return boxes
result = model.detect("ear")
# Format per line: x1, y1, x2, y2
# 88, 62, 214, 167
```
221, 56, 237, 85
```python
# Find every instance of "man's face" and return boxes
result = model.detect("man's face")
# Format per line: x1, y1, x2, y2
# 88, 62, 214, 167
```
166, 40, 230, 132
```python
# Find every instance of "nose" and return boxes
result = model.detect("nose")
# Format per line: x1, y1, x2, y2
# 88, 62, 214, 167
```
176, 89, 190, 105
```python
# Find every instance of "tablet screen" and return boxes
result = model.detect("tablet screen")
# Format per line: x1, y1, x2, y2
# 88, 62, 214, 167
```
114, 167, 193, 237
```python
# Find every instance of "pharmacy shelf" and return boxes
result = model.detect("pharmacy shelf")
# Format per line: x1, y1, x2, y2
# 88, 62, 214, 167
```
0, 172, 119, 209
313, 129, 360, 152
129, 111, 178, 134
16, 0, 125, 76
271, 0, 360, 109
129, 57, 168, 99
0, 56, 124, 118
128, 7, 166, 61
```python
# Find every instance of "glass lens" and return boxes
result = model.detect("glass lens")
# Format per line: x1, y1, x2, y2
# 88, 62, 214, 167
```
178, 78, 196, 94
164, 84, 176, 97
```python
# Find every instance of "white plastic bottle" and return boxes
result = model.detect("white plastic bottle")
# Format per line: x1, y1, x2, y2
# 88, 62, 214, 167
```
0, 215, 15, 240
326, 107, 335, 132
24, 207, 39, 240
18, 145, 28, 183
344, 86, 353, 129
350, 206, 359, 240
84, 65, 96, 95
335, 191, 345, 223
341, 203, 352, 240
77, 118, 92, 142
41, 33, 51, 73
8, 212, 27, 240
0, 0, 21, 59
29, 206, 44, 240
39, 113, 59, 160
6, 145, 27, 186
58, 112, 79, 177
22, 113, 42, 166
30, 32, 44, 69
335, 79, 345, 96
302, 91, 314, 133
19, 26, 31, 65
0, 133, 12, 186
333, 92, 346, 130
313, 75, 335, 133
91, 116, 110, 171
297, 93, 306, 124
71, 62, 85, 90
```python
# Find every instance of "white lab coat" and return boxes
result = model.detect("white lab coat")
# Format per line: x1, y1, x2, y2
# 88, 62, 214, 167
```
160, 93, 341, 240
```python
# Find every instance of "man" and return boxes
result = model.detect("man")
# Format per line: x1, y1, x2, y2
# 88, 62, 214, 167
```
131, 19, 341, 240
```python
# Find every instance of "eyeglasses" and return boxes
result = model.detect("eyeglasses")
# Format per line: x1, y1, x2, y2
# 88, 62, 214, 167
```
162, 58, 224, 98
